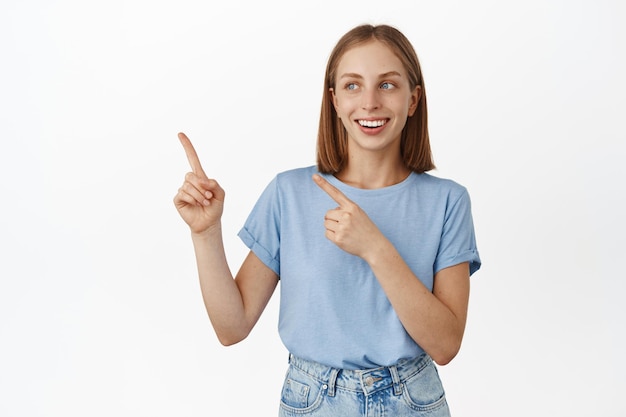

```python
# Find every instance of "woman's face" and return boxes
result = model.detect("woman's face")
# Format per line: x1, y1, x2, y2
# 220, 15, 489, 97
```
331, 40, 420, 157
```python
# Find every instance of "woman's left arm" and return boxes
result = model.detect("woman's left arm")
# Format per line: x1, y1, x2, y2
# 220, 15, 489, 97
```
313, 174, 470, 365
367, 242, 470, 366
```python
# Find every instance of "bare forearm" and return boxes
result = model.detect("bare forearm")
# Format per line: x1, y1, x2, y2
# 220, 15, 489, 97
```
365, 239, 468, 365
191, 225, 248, 345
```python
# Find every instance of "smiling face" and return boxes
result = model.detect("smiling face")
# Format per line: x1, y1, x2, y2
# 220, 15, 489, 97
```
330, 40, 420, 158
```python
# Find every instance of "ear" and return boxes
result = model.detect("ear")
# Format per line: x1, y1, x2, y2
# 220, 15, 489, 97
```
330, 87, 339, 112
407, 85, 421, 117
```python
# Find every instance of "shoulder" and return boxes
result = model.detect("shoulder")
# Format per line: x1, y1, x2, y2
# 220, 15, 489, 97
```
275, 165, 317, 181
273, 166, 318, 189
414, 172, 469, 200
256, 166, 318, 201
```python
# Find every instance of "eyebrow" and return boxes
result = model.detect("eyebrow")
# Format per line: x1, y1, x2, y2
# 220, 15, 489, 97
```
338, 71, 403, 80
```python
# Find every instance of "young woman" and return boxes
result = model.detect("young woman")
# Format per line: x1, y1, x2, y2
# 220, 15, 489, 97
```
174, 24, 481, 417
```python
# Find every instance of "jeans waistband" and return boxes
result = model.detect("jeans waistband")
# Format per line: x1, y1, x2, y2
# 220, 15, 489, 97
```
287, 354, 432, 397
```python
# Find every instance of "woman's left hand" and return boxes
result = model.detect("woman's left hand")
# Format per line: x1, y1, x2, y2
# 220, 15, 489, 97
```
313, 174, 385, 260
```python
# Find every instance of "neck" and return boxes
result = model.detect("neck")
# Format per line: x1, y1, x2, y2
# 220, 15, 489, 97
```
336, 154, 410, 189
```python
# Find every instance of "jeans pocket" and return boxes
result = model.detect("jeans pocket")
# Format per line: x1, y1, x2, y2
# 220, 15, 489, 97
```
401, 361, 449, 413
279, 365, 326, 414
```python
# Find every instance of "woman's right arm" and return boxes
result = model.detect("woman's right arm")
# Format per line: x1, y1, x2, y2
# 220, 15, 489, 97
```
174, 133, 279, 345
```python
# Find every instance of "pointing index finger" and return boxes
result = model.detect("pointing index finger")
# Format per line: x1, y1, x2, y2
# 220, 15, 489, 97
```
313, 174, 352, 207
178, 132, 207, 177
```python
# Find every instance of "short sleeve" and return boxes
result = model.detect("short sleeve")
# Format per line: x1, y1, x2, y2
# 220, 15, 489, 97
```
237, 177, 281, 276
433, 188, 481, 276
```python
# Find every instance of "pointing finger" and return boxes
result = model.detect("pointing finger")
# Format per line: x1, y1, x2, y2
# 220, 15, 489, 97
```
313, 174, 352, 207
178, 132, 207, 177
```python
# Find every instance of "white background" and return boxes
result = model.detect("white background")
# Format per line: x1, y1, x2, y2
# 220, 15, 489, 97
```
1, 0, 625, 415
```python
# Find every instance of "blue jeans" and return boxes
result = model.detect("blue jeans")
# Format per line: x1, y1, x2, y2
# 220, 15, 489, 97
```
279, 354, 451, 416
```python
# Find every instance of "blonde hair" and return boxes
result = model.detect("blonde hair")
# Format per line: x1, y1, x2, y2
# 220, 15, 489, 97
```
316, 24, 435, 174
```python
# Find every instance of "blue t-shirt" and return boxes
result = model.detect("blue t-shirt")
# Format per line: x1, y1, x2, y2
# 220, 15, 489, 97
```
238, 166, 481, 370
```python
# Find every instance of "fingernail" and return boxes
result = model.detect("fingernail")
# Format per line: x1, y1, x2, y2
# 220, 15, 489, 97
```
203, 199, 210, 206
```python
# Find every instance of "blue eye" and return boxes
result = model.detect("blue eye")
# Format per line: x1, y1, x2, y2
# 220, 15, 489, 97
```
346, 83, 358, 91
380, 82, 395, 90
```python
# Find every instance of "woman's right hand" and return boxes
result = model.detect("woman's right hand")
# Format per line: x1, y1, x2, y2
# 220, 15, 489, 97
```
173, 132, 225, 235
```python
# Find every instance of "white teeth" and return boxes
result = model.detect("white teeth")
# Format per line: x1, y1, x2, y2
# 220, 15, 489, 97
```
358, 119, 386, 128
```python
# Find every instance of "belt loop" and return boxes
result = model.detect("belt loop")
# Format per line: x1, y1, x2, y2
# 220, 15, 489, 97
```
327, 368, 339, 397
390, 365, 402, 396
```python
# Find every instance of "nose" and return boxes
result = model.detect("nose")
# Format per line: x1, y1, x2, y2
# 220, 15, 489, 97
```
361, 88, 381, 110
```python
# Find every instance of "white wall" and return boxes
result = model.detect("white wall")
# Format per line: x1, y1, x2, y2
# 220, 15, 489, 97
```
1, 0, 624, 415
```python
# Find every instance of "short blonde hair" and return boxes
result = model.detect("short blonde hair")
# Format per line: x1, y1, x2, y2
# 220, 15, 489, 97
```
316, 24, 435, 174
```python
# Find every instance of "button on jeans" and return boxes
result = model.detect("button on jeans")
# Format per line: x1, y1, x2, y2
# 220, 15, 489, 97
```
279, 354, 451, 416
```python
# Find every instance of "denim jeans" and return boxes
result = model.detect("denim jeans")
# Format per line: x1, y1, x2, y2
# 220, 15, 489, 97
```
278, 354, 451, 416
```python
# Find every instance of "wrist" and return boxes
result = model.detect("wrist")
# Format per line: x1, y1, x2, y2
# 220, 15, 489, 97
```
190, 223, 222, 240
362, 235, 393, 266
